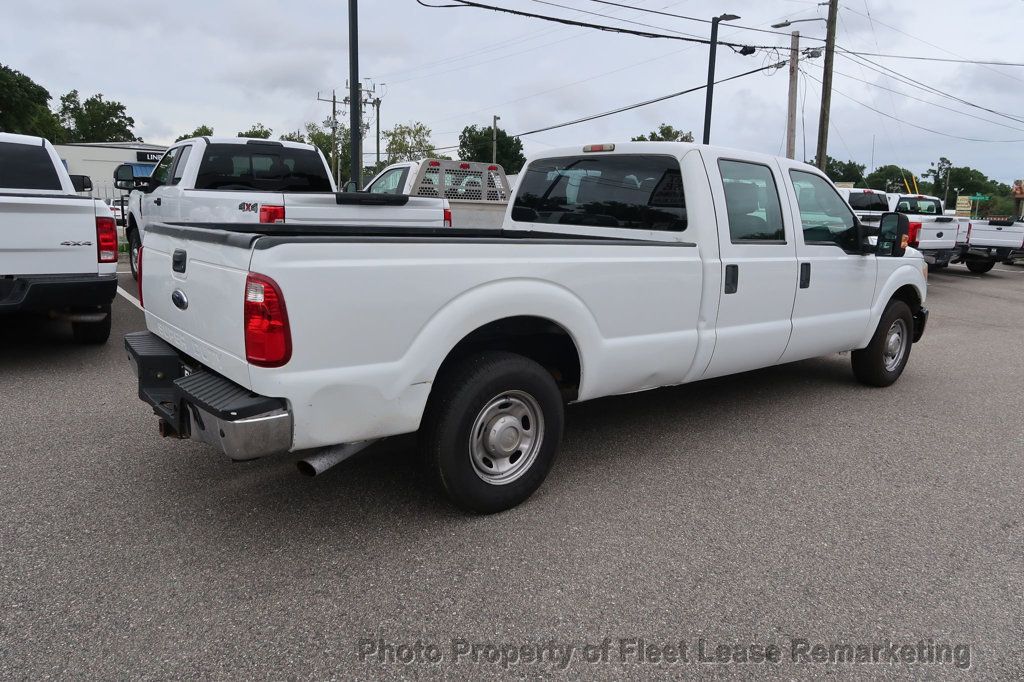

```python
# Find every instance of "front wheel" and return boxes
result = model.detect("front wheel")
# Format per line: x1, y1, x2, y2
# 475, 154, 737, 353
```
966, 260, 995, 274
851, 300, 913, 387
128, 228, 141, 280
421, 351, 564, 514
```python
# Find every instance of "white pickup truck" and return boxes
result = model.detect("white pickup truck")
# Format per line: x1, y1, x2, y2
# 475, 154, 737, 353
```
886, 193, 957, 268
125, 142, 928, 513
118, 137, 452, 279
1, 132, 118, 343
949, 215, 1024, 274
364, 158, 510, 228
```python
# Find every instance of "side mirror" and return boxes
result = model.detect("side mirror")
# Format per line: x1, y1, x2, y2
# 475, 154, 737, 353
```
877, 212, 909, 257
114, 163, 134, 183
69, 174, 92, 193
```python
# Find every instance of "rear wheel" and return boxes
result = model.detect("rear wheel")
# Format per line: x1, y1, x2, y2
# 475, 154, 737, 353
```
128, 228, 141, 280
421, 351, 564, 514
852, 300, 913, 387
71, 306, 111, 345
966, 260, 995, 274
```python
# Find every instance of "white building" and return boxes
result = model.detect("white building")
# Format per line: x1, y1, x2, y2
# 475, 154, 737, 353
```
53, 141, 167, 202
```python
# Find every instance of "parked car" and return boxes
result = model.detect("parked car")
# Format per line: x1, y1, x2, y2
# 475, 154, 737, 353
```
125, 142, 928, 513
0, 133, 117, 343
117, 137, 453, 279
886, 193, 957, 268
364, 159, 511, 228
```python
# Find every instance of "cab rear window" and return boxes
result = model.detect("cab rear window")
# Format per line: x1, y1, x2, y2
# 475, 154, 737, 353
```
894, 197, 942, 215
194, 143, 332, 192
847, 191, 889, 212
0, 142, 61, 190
511, 154, 686, 231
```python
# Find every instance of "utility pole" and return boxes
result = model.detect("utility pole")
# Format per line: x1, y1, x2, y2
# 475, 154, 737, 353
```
492, 115, 500, 164
316, 90, 340, 185
347, 0, 361, 190
785, 31, 799, 160
373, 96, 382, 167
702, 13, 740, 145
815, 0, 839, 172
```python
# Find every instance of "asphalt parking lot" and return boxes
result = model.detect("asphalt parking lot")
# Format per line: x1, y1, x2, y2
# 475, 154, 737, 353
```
2, 263, 1022, 679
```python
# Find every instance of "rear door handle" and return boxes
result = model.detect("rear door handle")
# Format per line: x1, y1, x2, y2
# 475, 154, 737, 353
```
800, 262, 811, 289
154, 197, 162, 206
724, 264, 739, 294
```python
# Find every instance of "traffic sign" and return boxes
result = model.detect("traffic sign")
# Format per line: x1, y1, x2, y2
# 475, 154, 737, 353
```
969, 194, 989, 201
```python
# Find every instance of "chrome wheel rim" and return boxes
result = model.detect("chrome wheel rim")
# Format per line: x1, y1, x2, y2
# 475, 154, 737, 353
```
130, 242, 139, 273
883, 319, 908, 372
468, 390, 544, 486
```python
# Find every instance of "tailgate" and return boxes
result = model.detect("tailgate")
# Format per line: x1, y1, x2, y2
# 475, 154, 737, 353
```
141, 224, 254, 388
283, 193, 446, 227
969, 221, 1024, 249
0, 194, 99, 275
915, 216, 956, 250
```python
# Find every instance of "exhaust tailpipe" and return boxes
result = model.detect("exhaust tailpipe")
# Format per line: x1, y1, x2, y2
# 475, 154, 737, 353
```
296, 440, 376, 477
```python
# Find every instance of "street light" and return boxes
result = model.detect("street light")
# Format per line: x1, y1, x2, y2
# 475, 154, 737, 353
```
771, 18, 827, 29
702, 13, 740, 145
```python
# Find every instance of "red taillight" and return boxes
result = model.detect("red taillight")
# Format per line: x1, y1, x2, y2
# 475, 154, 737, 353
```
907, 221, 922, 247
428, 160, 441, 167
244, 273, 291, 367
96, 216, 117, 263
487, 165, 498, 171
259, 204, 285, 224
443, 207, 452, 227
137, 245, 144, 308
459, 162, 470, 169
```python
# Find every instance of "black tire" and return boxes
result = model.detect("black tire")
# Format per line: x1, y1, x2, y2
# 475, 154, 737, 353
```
852, 300, 913, 387
966, 260, 995, 274
128, 227, 141, 280
71, 306, 111, 345
927, 262, 946, 272
421, 351, 564, 514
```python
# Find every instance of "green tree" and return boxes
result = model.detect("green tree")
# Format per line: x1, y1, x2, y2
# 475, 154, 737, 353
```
458, 124, 526, 173
921, 157, 952, 202
810, 155, 866, 185
0, 63, 63, 139
175, 124, 214, 142
279, 129, 306, 143
631, 124, 694, 142
58, 90, 141, 142
381, 121, 437, 165
237, 122, 272, 139
865, 164, 915, 193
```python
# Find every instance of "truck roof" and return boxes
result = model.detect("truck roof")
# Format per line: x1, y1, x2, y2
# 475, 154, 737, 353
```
174, 136, 318, 151
527, 141, 821, 170
0, 132, 48, 146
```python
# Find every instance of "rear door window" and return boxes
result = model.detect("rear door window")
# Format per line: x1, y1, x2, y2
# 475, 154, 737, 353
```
511, 154, 686, 231
0, 142, 62, 190
719, 160, 785, 242
194, 143, 332, 192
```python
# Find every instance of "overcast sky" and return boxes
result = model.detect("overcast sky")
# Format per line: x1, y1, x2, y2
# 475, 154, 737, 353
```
6, 0, 1024, 183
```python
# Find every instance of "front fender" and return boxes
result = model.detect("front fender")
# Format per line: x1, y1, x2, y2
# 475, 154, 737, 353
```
857, 259, 927, 348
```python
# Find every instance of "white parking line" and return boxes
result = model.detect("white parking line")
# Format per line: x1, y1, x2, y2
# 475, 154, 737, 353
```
117, 286, 142, 311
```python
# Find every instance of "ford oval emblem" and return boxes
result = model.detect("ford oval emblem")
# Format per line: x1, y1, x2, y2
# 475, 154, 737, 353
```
171, 289, 188, 310
936, 231, 944, 238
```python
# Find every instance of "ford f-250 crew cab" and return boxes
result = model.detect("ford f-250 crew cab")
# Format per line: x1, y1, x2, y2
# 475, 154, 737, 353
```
1, 133, 117, 343
118, 137, 453, 279
364, 159, 510, 228
125, 142, 928, 513
887, 193, 957, 268
950, 216, 1024, 274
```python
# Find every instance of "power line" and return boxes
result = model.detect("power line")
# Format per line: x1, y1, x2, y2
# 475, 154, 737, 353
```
801, 68, 1024, 143
527, 0, 706, 40
416, 0, 777, 51
431, 59, 788, 151
584, 0, 826, 40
